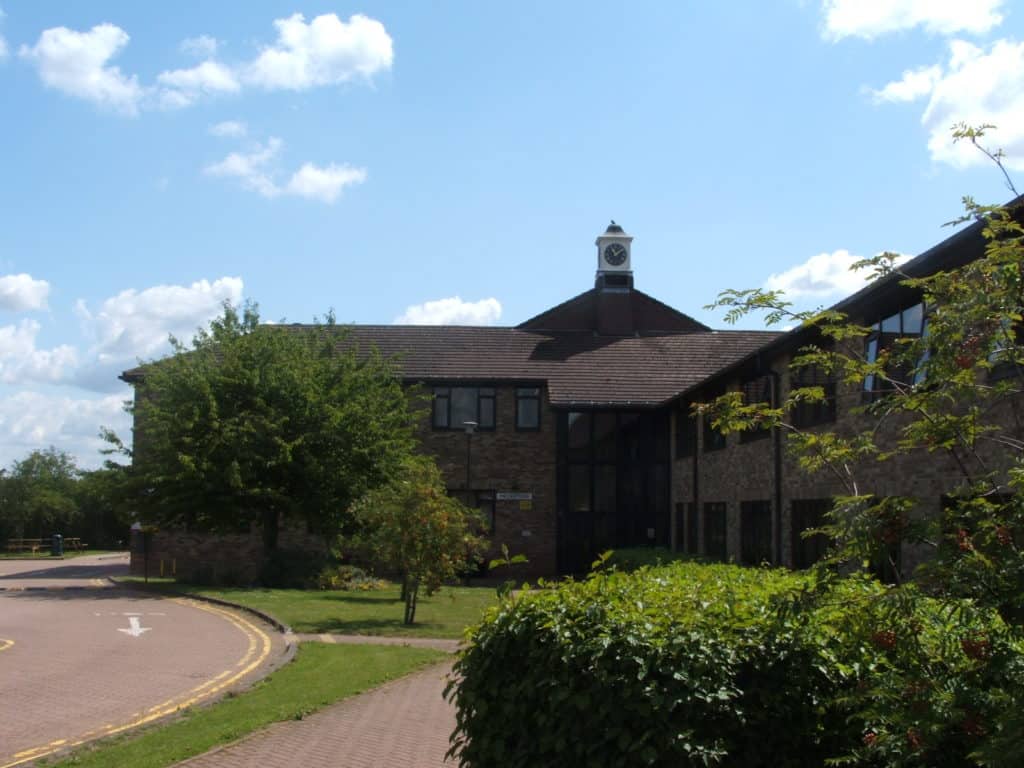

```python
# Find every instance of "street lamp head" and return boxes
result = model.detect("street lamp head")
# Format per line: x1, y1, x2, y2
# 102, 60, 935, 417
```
462, 420, 478, 434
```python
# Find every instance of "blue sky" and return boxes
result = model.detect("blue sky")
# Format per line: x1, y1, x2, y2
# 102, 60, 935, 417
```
0, 0, 1022, 468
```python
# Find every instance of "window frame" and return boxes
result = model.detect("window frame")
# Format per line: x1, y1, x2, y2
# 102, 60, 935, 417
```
790, 364, 837, 429
701, 389, 727, 453
515, 386, 542, 431
703, 501, 727, 561
740, 500, 772, 565
739, 375, 773, 444
863, 302, 928, 401
431, 385, 497, 431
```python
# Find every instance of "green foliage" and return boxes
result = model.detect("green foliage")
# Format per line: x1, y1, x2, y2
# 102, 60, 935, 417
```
351, 455, 488, 624
312, 563, 388, 591
0, 447, 80, 540
115, 301, 416, 549
598, 546, 696, 572
692, 127, 1024, 764
449, 561, 1016, 768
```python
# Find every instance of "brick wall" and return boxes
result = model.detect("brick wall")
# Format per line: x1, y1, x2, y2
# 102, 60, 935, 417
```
414, 383, 557, 577
673, 346, 1023, 573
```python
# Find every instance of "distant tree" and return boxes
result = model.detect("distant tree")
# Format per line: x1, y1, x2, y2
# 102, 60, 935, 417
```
352, 455, 487, 624
0, 447, 80, 539
112, 301, 417, 551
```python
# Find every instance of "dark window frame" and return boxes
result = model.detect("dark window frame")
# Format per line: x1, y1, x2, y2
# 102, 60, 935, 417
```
739, 375, 773, 444
676, 404, 697, 458
702, 389, 727, 453
515, 386, 542, 431
791, 498, 832, 569
740, 500, 772, 565
790, 364, 837, 429
863, 302, 927, 401
431, 385, 496, 431
703, 501, 727, 561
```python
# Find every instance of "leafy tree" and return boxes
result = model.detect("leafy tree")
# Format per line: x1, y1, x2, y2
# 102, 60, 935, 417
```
699, 126, 1024, 765
0, 447, 80, 539
351, 455, 487, 624
114, 301, 417, 551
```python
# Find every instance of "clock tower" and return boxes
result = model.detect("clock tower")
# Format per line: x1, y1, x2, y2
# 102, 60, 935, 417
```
595, 220, 634, 292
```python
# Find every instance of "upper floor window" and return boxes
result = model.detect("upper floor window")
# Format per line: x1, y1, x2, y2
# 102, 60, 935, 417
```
739, 375, 772, 443
432, 386, 495, 430
790, 364, 836, 428
702, 388, 727, 453
516, 387, 541, 430
864, 302, 926, 399
676, 404, 697, 458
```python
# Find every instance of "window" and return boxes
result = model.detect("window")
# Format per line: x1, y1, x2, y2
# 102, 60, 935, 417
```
475, 490, 496, 532
790, 365, 836, 428
432, 386, 495, 430
863, 303, 926, 399
791, 499, 831, 569
740, 500, 772, 565
702, 389, 727, 452
676, 404, 697, 458
515, 387, 541, 430
686, 502, 699, 555
739, 375, 772, 443
704, 502, 727, 561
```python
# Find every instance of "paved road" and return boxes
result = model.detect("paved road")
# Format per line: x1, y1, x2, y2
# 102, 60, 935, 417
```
0, 555, 288, 767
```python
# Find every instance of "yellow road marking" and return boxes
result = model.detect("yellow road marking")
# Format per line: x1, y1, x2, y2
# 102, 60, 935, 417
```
0, 639, 13, 653
0, 598, 272, 768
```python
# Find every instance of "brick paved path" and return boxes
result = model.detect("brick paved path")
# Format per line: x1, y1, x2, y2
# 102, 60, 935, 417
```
177, 660, 457, 768
295, 633, 460, 653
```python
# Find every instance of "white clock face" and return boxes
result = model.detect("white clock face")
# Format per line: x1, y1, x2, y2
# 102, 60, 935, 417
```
603, 243, 627, 266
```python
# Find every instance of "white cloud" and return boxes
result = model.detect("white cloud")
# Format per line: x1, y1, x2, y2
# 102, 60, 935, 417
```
0, 35, 8, 60
19, 23, 144, 115
180, 34, 218, 59
205, 138, 366, 203
157, 60, 240, 109
245, 12, 393, 91
74, 277, 244, 368
823, 0, 1005, 41
764, 250, 911, 298
204, 138, 283, 198
284, 162, 367, 203
870, 64, 942, 103
0, 273, 50, 311
395, 297, 503, 326
0, 391, 129, 470
209, 120, 247, 138
0, 319, 77, 384
919, 39, 1024, 170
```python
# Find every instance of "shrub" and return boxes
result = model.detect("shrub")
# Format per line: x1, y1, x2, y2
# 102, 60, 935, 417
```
600, 546, 695, 572
448, 562, 1012, 767
258, 549, 328, 588
313, 563, 387, 591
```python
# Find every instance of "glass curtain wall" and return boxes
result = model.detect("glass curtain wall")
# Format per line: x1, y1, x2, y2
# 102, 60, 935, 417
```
557, 409, 670, 573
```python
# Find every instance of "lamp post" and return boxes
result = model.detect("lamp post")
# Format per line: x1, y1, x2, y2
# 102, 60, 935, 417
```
462, 420, 477, 496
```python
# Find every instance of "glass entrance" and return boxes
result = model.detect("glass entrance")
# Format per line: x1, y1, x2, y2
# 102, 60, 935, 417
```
557, 409, 670, 573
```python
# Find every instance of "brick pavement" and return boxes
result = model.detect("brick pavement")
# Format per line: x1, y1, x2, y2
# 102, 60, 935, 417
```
176, 659, 457, 768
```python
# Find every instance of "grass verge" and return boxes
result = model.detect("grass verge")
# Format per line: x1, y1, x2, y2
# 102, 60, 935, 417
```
120, 578, 498, 638
0, 549, 124, 560
42, 643, 446, 768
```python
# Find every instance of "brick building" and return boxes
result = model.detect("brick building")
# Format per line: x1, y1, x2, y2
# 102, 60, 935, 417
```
123, 213, 1016, 580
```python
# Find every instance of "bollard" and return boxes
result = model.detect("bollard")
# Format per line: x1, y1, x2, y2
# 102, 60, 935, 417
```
51, 533, 63, 557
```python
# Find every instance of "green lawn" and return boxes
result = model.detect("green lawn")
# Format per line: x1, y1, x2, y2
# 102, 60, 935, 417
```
0, 549, 124, 560
121, 579, 498, 638
43, 643, 446, 768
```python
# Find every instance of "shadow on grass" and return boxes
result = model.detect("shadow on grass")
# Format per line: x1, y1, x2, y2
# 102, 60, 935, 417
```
301, 617, 448, 635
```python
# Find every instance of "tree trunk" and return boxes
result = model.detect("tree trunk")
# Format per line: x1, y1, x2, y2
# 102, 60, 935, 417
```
403, 578, 419, 625
261, 507, 279, 553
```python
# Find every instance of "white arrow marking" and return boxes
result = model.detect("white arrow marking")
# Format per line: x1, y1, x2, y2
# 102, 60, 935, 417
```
117, 616, 151, 638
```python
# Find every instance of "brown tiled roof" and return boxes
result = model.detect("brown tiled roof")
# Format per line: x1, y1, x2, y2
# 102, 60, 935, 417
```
342, 325, 778, 407
517, 288, 709, 332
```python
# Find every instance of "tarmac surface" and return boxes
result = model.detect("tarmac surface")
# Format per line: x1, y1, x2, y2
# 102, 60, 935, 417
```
0, 554, 289, 767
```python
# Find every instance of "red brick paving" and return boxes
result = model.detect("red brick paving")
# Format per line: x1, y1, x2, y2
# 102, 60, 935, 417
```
176, 660, 457, 768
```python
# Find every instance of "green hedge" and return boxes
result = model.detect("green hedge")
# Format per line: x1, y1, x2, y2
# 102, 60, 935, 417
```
448, 561, 1014, 767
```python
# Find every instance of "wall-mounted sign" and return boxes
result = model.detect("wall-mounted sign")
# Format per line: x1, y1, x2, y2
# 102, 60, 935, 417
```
519, 500, 533, 511
497, 492, 533, 501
